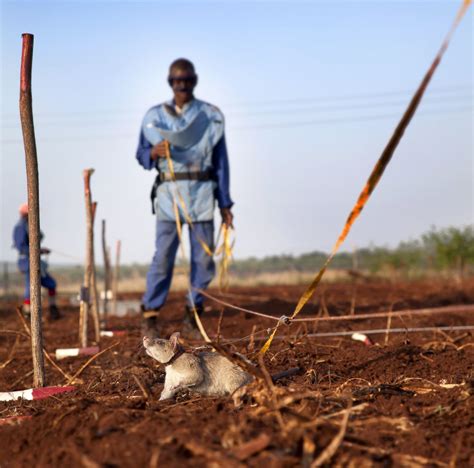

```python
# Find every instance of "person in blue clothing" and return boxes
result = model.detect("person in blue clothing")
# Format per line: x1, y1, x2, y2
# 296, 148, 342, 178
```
136, 58, 233, 337
13, 203, 60, 320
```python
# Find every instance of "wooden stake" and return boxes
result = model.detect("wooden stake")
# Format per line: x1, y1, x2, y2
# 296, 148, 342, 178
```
90, 201, 100, 342
79, 169, 94, 346
101, 219, 111, 326
19, 33, 45, 387
112, 240, 121, 316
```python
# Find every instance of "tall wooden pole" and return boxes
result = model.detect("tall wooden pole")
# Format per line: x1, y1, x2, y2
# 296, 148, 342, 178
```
101, 219, 111, 326
90, 201, 101, 342
79, 169, 94, 347
112, 240, 121, 316
19, 33, 45, 387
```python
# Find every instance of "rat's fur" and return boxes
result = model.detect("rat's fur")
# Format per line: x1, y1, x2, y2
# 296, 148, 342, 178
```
143, 333, 253, 400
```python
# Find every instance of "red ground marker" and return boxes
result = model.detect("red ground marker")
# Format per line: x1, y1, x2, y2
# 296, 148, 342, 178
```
0, 386, 76, 402
55, 346, 99, 360
100, 330, 127, 337
351, 332, 374, 346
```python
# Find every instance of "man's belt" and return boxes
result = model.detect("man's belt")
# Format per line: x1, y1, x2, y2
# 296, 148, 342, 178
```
159, 170, 213, 182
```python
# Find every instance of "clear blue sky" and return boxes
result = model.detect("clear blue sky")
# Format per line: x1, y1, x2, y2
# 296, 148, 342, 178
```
1, 0, 472, 264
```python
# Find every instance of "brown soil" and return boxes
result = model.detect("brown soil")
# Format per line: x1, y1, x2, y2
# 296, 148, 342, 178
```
1, 278, 473, 467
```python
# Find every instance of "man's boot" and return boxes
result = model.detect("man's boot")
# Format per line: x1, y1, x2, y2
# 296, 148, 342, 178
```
22, 302, 31, 319
49, 304, 61, 320
141, 305, 161, 338
182, 304, 204, 340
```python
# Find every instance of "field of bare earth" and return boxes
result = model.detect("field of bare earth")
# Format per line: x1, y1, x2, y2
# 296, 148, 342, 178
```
0, 277, 473, 467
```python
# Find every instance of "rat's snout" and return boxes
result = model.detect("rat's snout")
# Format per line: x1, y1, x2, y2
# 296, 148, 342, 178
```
143, 336, 151, 347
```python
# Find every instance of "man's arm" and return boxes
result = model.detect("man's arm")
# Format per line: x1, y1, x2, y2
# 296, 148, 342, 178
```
212, 136, 234, 227
136, 130, 156, 170
13, 223, 29, 255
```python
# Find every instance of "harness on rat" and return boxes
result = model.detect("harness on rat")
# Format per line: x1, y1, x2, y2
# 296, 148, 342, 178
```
162, 346, 185, 365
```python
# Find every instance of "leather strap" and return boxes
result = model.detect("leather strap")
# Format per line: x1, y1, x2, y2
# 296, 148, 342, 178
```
159, 170, 212, 182
163, 347, 185, 365
142, 310, 160, 319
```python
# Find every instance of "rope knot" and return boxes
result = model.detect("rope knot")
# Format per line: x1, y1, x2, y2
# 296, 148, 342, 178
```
278, 315, 291, 326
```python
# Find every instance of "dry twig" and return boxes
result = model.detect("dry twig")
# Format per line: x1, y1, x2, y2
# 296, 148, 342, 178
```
15, 307, 73, 381
67, 342, 119, 385
132, 373, 150, 399
311, 401, 352, 467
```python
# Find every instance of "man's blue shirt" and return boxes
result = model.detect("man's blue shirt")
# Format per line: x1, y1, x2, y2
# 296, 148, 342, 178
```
136, 98, 234, 215
13, 217, 29, 256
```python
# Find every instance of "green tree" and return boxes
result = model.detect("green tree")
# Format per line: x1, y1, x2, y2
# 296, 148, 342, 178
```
422, 225, 474, 278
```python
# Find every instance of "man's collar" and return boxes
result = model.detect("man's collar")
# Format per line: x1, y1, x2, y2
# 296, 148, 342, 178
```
168, 98, 196, 114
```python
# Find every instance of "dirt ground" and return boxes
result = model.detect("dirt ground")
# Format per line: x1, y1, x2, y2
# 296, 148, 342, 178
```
0, 278, 473, 467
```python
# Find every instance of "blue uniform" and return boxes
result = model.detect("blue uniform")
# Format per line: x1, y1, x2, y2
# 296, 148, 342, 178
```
13, 217, 56, 301
136, 98, 233, 310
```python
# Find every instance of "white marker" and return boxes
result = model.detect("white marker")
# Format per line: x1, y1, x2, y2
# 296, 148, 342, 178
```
100, 330, 127, 337
351, 332, 374, 346
55, 346, 99, 360
0, 386, 75, 402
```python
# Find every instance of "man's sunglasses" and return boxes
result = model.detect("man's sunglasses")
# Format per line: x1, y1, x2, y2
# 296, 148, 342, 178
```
168, 75, 196, 84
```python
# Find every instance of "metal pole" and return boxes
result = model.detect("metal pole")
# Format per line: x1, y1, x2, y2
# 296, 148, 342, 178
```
19, 33, 45, 387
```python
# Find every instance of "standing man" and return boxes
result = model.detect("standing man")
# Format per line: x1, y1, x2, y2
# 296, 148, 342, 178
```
13, 203, 60, 320
136, 58, 233, 337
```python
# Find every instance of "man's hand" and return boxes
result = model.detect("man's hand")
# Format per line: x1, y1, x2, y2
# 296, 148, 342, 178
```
220, 208, 234, 228
40, 248, 51, 255
151, 141, 169, 160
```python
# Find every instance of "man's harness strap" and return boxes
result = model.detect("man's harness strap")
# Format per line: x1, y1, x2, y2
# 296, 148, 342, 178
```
159, 170, 212, 182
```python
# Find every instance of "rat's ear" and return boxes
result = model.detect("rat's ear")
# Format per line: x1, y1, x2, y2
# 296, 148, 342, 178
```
169, 332, 181, 350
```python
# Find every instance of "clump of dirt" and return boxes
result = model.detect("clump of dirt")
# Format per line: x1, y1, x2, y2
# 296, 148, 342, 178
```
0, 278, 473, 467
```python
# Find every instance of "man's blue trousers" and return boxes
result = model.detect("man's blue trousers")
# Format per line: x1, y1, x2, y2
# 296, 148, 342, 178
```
142, 220, 215, 310
18, 258, 57, 300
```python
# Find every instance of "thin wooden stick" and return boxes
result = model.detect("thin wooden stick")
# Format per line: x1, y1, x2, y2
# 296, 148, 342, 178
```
101, 219, 111, 326
15, 307, 73, 381
311, 401, 352, 467
384, 302, 394, 346
19, 33, 45, 387
350, 246, 358, 315
90, 201, 100, 342
216, 307, 224, 344
0, 335, 20, 370
66, 342, 118, 385
132, 374, 150, 399
112, 240, 121, 316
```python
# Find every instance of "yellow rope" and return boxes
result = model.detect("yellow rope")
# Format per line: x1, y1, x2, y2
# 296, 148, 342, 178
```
259, 0, 472, 355
164, 141, 216, 342
216, 223, 235, 291
164, 141, 213, 257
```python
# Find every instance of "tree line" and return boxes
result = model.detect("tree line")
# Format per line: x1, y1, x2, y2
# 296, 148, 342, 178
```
1, 225, 473, 291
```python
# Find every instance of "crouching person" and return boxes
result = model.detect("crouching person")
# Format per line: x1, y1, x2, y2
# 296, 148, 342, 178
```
13, 203, 60, 320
